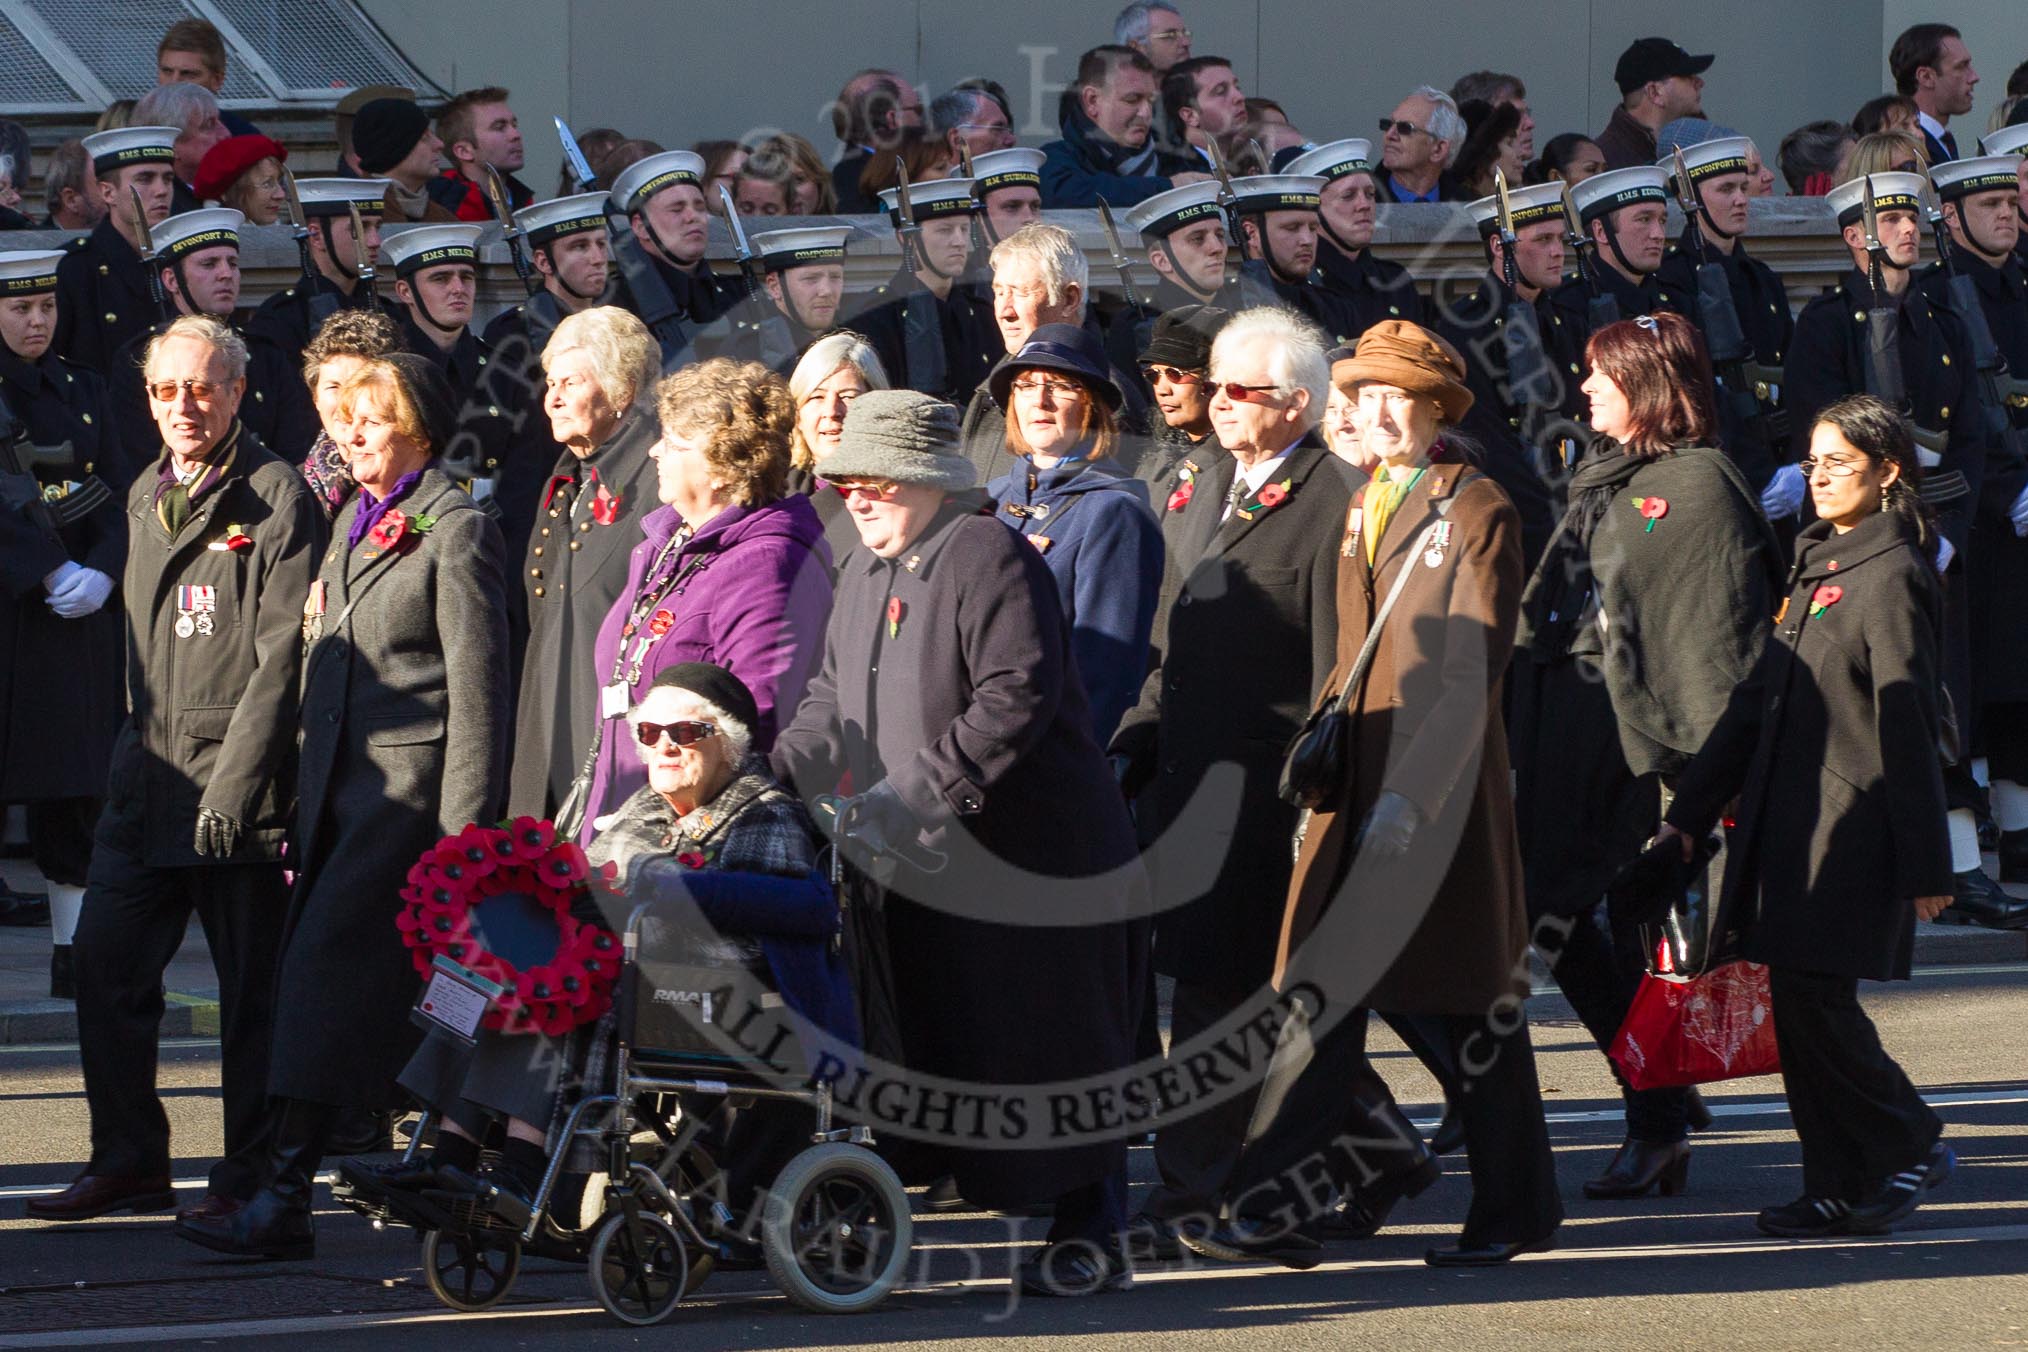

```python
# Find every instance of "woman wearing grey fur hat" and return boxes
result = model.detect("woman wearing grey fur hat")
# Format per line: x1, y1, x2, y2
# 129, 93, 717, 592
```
771, 389, 1149, 1297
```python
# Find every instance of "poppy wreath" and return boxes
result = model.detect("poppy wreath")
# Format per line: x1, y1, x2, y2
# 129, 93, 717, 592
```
395, 817, 623, 1036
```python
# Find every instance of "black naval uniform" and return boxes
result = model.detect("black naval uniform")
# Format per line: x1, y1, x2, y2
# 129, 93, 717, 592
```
479, 292, 576, 579
1656, 228, 1796, 492
53, 221, 163, 375
1229, 258, 1360, 347
391, 309, 520, 486
1311, 240, 1428, 343
244, 276, 389, 461
0, 350, 127, 889
852, 265, 1000, 401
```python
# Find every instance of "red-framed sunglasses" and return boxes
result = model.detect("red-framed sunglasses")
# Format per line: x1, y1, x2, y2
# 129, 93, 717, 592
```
1215, 382, 1284, 403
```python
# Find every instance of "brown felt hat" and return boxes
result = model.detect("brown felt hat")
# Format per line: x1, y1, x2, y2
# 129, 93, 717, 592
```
1331, 320, 1474, 424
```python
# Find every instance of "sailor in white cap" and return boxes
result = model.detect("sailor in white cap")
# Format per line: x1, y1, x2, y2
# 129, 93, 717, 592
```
0, 249, 123, 983
725, 226, 851, 371
970, 147, 1046, 247
379, 223, 518, 489
853, 178, 999, 399
244, 178, 393, 453
1978, 123, 2028, 271
53, 127, 181, 373
1223, 174, 1353, 338
1284, 139, 1427, 337
1788, 168, 2000, 922
1548, 165, 1684, 357
1121, 179, 1229, 311
607, 150, 739, 324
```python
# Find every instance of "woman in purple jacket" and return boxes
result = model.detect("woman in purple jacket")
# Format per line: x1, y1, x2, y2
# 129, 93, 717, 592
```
577, 358, 834, 841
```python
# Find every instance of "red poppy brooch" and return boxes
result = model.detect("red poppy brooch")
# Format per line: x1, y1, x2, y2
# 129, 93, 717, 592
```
1808, 584, 1843, 618
1633, 495, 1668, 532
886, 595, 906, 639
1235, 477, 1292, 521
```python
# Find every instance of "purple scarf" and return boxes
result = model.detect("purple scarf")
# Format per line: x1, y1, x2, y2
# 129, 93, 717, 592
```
346, 466, 427, 551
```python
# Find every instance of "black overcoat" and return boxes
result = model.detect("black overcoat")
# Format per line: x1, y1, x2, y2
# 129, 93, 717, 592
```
771, 503, 1144, 1208
850, 266, 1000, 403
1666, 512, 1952, 982
53, 220, 159, 375
1110, 442, 1351, 990
244, 279, 389, 461
271, 469, 510, 1105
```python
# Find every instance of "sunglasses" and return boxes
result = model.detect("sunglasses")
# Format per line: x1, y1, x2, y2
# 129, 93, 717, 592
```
147, 379, 226, 403
635, 719, 718, 748
1143, 365, 1204, 385
1214, 381, 1284, 403
1378, 117, 1432, 139
830, 479, 903, 500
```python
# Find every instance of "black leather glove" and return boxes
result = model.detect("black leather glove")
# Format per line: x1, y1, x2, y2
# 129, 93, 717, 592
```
193, 807, 245, 859
839, 782, 919, 861
1353, 790, 1421, 861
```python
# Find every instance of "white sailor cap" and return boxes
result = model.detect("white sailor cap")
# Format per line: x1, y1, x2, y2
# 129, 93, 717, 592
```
1662, 136, 1754, 184
1122, 180, 1224, 239
1931, 155, 2022, 202
1825, 171, 1928, 227
1570, 165, 1670, 224
608, 151, 706, 215
1465, 181, 1567, 238
878, 176, 977, 224
381, 224, 483, 278
515, 193, 610, 246
969, 148, 1045, 198
1980, 125, 2028, 158
1228, 174, 1326, 215
81, 126, 178, 174
1281, 139, 1376, 183
0, 250, 66, 296
752, 226, 850, 271
295, 178, 391, 218
151, 208, 244, 261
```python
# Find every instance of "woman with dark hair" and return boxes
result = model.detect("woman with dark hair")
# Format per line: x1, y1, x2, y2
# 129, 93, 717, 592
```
1454, 100, 1524, 199
1657, 395, 1955, 1238
1527, 132, 1605, 186
987, 323, 1162, 743
295, 308, 403, 514
1509, 312, 1782, 1200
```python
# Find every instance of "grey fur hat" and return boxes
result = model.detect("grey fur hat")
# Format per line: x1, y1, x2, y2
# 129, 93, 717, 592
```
822, 389, 976, 490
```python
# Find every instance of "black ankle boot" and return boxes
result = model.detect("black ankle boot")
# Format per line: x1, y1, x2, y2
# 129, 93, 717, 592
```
176, 1097, 333, 1260
1582, 1138, 1691, 1199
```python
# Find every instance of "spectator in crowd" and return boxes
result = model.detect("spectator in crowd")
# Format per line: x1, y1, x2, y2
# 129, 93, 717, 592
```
1161, 55, 1247, 166
1844, 129, 1929, 177
1137, 303, 1228, 482
1778, 119, 1856, 195
431, 87, 533, 219
94, 100, 136, 134
1452, 70, 1536, 162
1321, 377, 1368, 470
575, 357, 831, 837
697, 139, 747, 213
294, 307, 403, 516
332, 84, 412, 177
1855, 94, 1920, 139
132, 82, 229, 213
156, 18, 258, 135
1595, 37, 1711, 170
596, 137, 662, 184
351, 99, 455, 223
1743, 139, 1778, 195
1041, 45, 1208, 208
1453, 99, 1525, 200
1375, 86, 1467, 203
40, 140, 103, 231
54, 127, 178, 374
193, 134, 288, 225
930, 84, 1016, 164
740, 133, 836, 216
828, 69, 922, 213
0, 154, 28, 230
785, 331, 891, 567
1659, 395, 1958, 1239
1116, 1, 1193, 73
852, 127, 956, 208
27, 315, 322, 1231
1528, 132, 1605, 186
986, 323, 1162, 743
567, 127, 625, 194
1890, 22, 1978, 163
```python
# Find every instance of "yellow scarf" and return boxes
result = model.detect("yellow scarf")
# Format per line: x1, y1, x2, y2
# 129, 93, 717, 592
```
1364, 465, 1425, 565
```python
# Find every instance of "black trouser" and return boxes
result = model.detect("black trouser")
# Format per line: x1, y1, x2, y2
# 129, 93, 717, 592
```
1984, 703, 2028, 784
1231, 1004, 1562, 1248
1049, 1165, 1129, 1247
24, 797, 100, 886
1140, 978, 1264, 1222
1546, 902, 1691, 1143
73, 836, 287, 1197
1769, 966, 1940, 1202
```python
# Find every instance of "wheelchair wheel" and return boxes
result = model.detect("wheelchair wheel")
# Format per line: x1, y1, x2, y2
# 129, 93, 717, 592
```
760, 1143, 912, 1314
420, 1227, 520, 1312
588, 1209, 688, 1326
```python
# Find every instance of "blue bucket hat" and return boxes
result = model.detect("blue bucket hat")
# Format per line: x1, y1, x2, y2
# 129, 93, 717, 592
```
989, 323, 1123, 411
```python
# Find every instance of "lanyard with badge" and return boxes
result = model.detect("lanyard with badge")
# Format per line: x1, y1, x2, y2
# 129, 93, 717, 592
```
597, 527, 709, 720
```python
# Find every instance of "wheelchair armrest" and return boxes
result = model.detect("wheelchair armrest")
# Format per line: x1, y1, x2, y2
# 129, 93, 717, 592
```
627, 862, 838, 940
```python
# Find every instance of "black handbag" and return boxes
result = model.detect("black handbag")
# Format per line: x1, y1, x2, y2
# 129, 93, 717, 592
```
1279, 507, 1457, 810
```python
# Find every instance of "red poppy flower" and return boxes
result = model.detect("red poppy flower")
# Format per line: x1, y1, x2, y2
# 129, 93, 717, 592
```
366, 509, 408, 550
1634, 496, 1669, 532
1809, 584, 1844, 617
886, 595, 905, 639
649, 608, 674, 637
507, 817, 556, 861
540, 842, 592, 886
676, 850, 709, 869
1166, 480, 1195, 513
591, 484, 623, 526
224, 531, 254, 552
1257, 480, 1289, 509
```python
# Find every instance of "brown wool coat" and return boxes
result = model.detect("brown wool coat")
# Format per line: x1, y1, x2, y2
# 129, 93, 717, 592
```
1274, 461, 1529, 1016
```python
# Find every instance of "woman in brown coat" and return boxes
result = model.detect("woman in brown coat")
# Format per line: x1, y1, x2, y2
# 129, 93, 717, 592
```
1185, 322, 1561, 1271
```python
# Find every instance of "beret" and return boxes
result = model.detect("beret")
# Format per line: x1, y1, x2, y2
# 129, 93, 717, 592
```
193, 134, 287, 203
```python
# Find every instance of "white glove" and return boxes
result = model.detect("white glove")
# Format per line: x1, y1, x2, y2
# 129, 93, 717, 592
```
42, 560, 81, 595
1936, 535, 1956, 574
45, 566, 113, 619
2011, 484, 2028, 538
1759, 464, 1807, 520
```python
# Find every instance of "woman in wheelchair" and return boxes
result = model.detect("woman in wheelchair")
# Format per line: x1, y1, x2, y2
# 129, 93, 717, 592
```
338, 663, 850, 1258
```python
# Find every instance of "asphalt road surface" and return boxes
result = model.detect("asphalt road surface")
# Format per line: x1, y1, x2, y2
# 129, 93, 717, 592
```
1, 967, 2023, 1350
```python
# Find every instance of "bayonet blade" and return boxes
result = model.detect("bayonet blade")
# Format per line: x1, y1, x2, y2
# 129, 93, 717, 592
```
554, 116, 599, 192
1493, 167, 1517, 242
1861, 173, 1883, 253
481, 162, 518, 234
128, 186, 155, 264
957, 139, 976, 181
278, 166, 309, 237
893, 158, 917, 227
718, 183, 754, 262
346, 200, 375, 285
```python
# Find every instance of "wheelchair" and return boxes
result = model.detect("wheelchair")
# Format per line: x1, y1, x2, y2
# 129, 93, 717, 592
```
334, 860, 914, 1326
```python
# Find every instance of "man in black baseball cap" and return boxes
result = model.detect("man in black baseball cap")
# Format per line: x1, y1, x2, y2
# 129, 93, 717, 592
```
1595, 38, 1713, 170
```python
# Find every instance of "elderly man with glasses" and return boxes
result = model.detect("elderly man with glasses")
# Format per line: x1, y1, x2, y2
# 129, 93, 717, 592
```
1375, 87, 1469, 204
28, 314, 325, 1227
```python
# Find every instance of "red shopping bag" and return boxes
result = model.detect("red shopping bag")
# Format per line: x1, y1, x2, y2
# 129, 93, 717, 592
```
1609, 959, 1781, 1091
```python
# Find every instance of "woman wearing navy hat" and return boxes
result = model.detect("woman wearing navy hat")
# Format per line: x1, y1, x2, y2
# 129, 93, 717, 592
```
986, 322, 1163, 743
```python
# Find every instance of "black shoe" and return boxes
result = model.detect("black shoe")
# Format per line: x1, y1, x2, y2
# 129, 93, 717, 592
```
1430, 1104, 1467, 1156
1938, 869, 2028, 929
1018, 1242, 1133, 1296
0, 886, 50, 926
1583, 1139, 1691, 1199
175, 1183, 315, 1260
1755, 1195, 1851, 1238
1685, 1087, 1714, 1132
1123, 1211, 1183, 1262
923, 1174, 968, 1212
1424, 1233, 1554, 1267
48, 944, 74, 1000
2000, 829, 2028, 885
325, 1108, 394, 1157
1179, 1216, 1324, 1269
1322, 1152, 1441, 1238
1847, 1141, 1954, 1235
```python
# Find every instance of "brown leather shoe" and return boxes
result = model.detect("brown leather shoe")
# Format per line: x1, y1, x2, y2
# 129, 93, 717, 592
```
175, 1192, 243, 1224
26, 1174, 177, 1222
